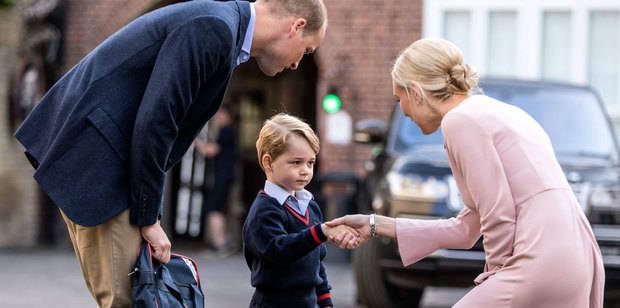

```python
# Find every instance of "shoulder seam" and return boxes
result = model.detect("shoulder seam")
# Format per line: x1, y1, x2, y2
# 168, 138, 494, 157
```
443, 108, 491, 139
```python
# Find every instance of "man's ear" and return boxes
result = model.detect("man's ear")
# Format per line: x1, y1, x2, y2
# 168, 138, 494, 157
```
291, 18, 307, 35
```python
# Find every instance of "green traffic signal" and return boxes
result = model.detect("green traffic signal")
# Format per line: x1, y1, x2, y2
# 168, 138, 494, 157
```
322, 94, 341, 113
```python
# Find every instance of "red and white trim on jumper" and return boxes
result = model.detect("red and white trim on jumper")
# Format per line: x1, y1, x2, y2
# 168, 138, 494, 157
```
318, 293, 332, 302
259, 190, 311, 225
283, 203, 310, 225
310, 225, 323, 245
258, 191, 323, 244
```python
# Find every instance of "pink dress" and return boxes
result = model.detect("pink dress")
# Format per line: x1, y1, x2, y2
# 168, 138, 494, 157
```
396, 95, 605, 307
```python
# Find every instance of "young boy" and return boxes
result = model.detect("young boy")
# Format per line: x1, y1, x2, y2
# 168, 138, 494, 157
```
242, 114, 359, 308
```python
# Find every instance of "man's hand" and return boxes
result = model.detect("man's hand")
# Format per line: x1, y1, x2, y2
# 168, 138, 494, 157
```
325, 214, 372, 247
321, 223, 360, 249
193, 139, 219, 157
140, 222, 171, 263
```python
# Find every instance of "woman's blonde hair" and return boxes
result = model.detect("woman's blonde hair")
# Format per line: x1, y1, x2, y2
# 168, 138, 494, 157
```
256, 113, 320, 170
391, 38, 479, 102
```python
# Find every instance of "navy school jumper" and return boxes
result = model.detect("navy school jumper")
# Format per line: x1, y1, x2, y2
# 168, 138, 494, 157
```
242, 191, 333, 308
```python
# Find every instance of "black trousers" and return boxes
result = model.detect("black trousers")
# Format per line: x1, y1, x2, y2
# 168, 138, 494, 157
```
204, 178, 233, 214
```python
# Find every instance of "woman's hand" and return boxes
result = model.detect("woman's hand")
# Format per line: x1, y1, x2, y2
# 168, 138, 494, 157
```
325, 214, 371, 248
321, 223, 360, 249
326, 214, 397, 248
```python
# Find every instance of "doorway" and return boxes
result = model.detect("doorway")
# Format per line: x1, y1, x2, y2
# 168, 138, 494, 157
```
221, 57, 319, 243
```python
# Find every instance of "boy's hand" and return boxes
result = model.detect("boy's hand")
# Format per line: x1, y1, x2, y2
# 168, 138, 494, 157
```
321, 223, 360, 249
326, 214, 372, 242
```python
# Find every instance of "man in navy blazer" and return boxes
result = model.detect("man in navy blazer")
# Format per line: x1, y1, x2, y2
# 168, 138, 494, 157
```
14, 0, 327, 306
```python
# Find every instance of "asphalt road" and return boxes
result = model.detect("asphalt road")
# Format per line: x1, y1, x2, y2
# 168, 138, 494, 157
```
0, 244, 469, 307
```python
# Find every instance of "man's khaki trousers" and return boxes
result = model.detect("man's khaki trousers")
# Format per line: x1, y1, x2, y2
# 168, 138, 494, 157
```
60, 208, 142, 308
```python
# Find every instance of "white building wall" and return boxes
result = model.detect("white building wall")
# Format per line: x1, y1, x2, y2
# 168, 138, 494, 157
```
424, 0, 620, 137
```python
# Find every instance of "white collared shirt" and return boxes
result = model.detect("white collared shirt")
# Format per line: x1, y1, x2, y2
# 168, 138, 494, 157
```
236, 2, 255, 66
263, 180, 313, 216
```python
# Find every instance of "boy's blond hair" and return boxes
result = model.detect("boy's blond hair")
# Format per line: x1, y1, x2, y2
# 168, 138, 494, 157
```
256, 113, 320, 171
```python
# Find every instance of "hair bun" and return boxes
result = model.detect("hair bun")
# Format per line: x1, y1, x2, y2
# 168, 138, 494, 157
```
391, 38, 479, 101
448, 63, 478, 93
448, 64, 466, 83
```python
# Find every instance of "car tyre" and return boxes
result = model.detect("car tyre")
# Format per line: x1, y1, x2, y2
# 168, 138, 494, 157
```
353, 237, 424, 308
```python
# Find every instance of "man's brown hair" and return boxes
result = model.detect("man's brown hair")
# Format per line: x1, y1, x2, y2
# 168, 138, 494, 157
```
262, 0, 327, 34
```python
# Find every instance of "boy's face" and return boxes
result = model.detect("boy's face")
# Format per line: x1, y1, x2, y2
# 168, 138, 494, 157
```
265, 134, 316, 195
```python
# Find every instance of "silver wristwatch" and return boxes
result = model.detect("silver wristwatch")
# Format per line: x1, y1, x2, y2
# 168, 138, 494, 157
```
369, 213, 377, 237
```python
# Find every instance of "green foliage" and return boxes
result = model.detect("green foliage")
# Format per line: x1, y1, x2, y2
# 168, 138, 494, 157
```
0, 0, 14, 8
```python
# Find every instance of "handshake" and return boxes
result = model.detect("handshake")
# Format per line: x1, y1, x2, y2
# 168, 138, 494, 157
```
320, 214, 377, 249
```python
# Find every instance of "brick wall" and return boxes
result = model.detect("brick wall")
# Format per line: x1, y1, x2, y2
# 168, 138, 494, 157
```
0, 0, 423, 246
316, 0, 423, 176
0, 0, 162, 247
61, 0, 424, 178
63, 0, 160, 71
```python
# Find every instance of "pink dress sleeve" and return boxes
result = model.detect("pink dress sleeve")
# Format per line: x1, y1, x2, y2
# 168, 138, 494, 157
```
396, 207, 481, 266
441, 111, 516, 269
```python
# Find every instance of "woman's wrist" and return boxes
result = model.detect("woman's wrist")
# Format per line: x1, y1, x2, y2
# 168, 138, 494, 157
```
374, 215, 397, 239
369, 214, 377, 237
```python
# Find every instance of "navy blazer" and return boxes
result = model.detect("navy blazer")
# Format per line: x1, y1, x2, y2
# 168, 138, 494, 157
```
14, 0, 251, 227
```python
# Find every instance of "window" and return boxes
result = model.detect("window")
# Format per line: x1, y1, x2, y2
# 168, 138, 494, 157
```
541, 11, 572, 82
589, 11, 619, 113
443, 11, 471, 62
487, 11, 517, 77
425, 1, 620, 136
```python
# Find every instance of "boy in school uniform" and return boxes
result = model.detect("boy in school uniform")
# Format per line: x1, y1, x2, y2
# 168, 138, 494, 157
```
242, 113, 359, 308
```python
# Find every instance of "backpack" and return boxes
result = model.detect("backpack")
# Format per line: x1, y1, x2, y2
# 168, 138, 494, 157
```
130, 243, 204, 308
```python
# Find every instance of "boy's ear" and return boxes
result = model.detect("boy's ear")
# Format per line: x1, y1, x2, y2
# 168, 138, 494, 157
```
261, 154, 272, 172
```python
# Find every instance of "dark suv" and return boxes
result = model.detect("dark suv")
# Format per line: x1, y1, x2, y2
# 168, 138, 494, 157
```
352, 79, 620, 307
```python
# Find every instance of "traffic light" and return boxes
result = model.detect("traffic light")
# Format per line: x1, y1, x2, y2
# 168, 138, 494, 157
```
322, 94, 341, 113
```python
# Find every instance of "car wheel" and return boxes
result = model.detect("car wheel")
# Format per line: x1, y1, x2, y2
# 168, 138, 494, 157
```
353, 237, 424, 308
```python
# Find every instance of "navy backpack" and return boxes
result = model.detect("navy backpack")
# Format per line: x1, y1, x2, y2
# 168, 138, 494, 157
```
130, 243, 204, 308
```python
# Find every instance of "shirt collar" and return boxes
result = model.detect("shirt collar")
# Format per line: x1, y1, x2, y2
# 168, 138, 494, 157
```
263, 180, 313, 215
236, 2, 255, 66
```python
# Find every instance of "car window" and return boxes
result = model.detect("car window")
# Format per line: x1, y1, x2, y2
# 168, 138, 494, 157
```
482, 83, 618, 161
392, 82, 618, 163
393, 109, 444, 153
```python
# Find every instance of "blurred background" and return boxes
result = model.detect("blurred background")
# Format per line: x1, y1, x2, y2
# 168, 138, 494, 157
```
2, 0, 619, 250
1, 0, 620, 307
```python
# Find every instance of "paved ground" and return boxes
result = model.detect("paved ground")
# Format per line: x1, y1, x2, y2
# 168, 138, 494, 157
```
0, 244, 469, 307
